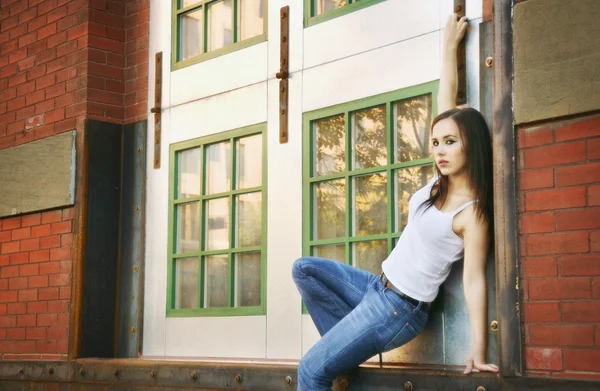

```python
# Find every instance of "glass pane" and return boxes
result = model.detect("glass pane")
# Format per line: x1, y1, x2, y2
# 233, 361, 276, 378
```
236, 134, 262, 189
314, 179, 346, 240
236, 192, 261, 247
314, 0, 347, 16
177, 148, 201, 199
235, 252, 261, 307
208, 0, 233, 51
313, 244, 345, 263
206, 141, 231, 194
353, 172, 388, 236
353, 240, 388, 275
180, 8, 203, 60
238, 0, 264, 41
205, 255, 229, 307
174, 258, 198, 309
176, 202, 200, 253
352, 105, 387, 170
206, 197, 230, 250
314, 114, 345, 176
395, 94, 433, 162
396, 165, 434, 231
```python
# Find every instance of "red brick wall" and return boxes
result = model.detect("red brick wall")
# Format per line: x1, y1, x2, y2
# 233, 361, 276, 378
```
0, 209, 73, 360
519, 114, 600, 380
0, 0, 148, 360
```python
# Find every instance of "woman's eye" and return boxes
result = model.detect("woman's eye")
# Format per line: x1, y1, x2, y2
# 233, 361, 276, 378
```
432, 141, 439, 146
446, 140, 455, 145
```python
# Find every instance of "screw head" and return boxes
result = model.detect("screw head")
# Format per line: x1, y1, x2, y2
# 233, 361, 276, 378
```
477, 386, 487, 391
235, 374, 242, 383
485, 57, 493, 68
190, 371, 197, 381
149, 370, 156, 378
284, 375, 293, 385
113, 369, 119, 377
47, 367, 54, 375
490, 320, 498, 332
404, 381, 413, 391
18, 368, 24, 375
79, 368, 85, 376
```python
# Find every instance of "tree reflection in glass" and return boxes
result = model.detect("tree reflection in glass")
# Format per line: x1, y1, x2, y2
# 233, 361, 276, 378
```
314, 115, 345, 176
396, 166, 434, 231
353, 173, 387, 236
395, 95, 433, 163
314, 179, 346, 240
313, 244, 345, 263
235, 252, 260, 307
176, 202, 200, 253
353, 240, 388, 275
175, 257, 198, 309
352, 105, 387, 170
236, 192, 261, 247
205, 255, 229, 307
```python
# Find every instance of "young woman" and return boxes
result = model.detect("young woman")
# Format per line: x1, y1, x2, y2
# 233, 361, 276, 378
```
292, 14, 499, 390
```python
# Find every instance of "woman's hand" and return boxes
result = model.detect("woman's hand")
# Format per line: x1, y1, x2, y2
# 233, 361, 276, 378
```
464, 350, 499, 374
444, 13, 468, 50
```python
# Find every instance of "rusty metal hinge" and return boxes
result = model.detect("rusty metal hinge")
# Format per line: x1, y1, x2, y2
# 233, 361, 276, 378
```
276, 6, 289, 144
151, 52, 163, 168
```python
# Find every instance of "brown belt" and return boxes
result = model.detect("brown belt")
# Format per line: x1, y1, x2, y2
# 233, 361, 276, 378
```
380, 273, 431, 312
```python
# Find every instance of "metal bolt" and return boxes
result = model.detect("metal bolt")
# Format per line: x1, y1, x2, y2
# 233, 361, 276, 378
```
490, 320, 498, 332
404, 381, 413, 391
18, 368, 24, 375
454, 5, 462, 13
235, 374, 243, 383
281, 36, 287, 43
485, 57, 493, 68
136, 147, 141, 153
149, 370, 156, 378
47, 367, 54, 375
339, 378, 348, 389
113, 369, 119, 377
190, 371, 197, 381
284, 375, 293, 385
477, 387, 487, 391
130, 326, 136, 333
79, 368, 85, 376
133, 265, 139, 272
135, 205, 140, 212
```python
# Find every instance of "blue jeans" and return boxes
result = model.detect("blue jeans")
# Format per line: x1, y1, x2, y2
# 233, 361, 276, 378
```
292, 256, 429, 391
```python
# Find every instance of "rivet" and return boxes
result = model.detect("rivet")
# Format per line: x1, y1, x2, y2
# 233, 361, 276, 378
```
79, 368, 85, 376
281, 36, 287, 43
131, 326, 136, 333
339, 378, 348, 389
136, 147, 141, 153
113, 369, 119, 377
235, 374, 242, 383
135, 205, 140, 212
485, 57, 493, 68
190, 371, 197, 381
47, 367, 54, 375
477, 386, 487, 391
454, 5, 462, 13
149, 370, 156, 378
404, 381, 413, 391
490, 320, 498, 332
284, 375, 293, 385
133, 265, 139, 272
18, 368, 24, 375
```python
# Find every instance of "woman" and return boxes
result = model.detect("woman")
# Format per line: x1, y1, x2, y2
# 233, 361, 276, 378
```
292, 14, 499, 390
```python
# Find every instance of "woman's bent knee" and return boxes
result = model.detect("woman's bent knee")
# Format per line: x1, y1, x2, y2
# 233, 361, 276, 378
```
292, 256, 312, 281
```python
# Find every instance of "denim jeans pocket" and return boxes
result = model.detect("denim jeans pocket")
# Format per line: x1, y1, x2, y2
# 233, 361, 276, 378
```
380, 286, 409, 315
382, 321, 419, 352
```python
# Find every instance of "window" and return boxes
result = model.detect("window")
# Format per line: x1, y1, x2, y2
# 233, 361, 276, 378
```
172, 0, 267, 69
304, 0, 385, 27
302, 82, 437, 274
167, 124, 266, 316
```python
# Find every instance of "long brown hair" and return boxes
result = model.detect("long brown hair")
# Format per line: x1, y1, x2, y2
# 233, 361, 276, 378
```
420, 108, 493, 228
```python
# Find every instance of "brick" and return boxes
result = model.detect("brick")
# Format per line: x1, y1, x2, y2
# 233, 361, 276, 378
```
27, 301, 47, 314
557, 162, 600, 186
0, 254, 9, 266
522, 302, 560, 323
41, 210, 62, 224
1, 266, 19, 278
525, 187, 587, 211
0, 316, 17, 328
28, 15, 47, 32
49, 273, 69, 287
59, 261, 71, 274
0, 231, 11, 243
31, 224, 51, 237
2, 241, 21, 254
20, 238, 39, 252
557, 208, 600, 231
18, 289, 37, 302
54, 118, 76, 133
26, 327, 46, 340
47, 327, 67, 340
35, 73, 55, 90
522, 256, 557, 278
11, 227, 30, 241
59, 286, 70, 300
37, 23, 57, 41
27, 41, 46, 59
7, 302, 26, 315
29, 250, 50, 263
8, 277, 28, 290
19, 264, 38, 277
50, 221, 71, 235
589, 138, 600, 161
529, 278, 590, 300
47, 299, 68, 313
17, 315, 36, 327
39, 261, 60, 275
561, 301, 600, 322
2, 217, 21, 230
37, 313, 57, 327
28, 275, 48, 288
26, 91, 45, 106
57, 313, 69, 327
520, 212, 555, 234
555, 116, 600, 142
35, 99, 54, 115
564, 349, 600, 372
10, 252, 29, 265
39, 288, 59, 301
40, 235, 60, 249
590, 186, 600, 207
7, 328, 25, 340
594, 277, 600, 298
559, 254, 600, 276
526, 232, 589, 256
530, 324, 594, 347
0, 291, 18, 303
18, 31, 37, 48
524, 347, 562, 370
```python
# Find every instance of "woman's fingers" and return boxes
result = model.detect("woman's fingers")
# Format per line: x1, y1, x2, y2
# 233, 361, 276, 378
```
463, 359, 474, 374
475, 362, 500, 373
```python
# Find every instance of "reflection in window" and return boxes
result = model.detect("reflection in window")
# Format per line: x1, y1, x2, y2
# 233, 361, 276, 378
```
395, 95, 433, 163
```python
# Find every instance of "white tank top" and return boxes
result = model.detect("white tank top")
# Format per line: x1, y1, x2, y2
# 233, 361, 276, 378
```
381, 179, 476, 302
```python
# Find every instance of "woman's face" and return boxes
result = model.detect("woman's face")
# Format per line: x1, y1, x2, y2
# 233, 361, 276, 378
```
431, 118, 467, 177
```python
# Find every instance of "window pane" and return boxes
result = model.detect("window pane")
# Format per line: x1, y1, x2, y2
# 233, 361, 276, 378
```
206, 197, 230, 250
314, 179, 346, 240
396, 165, 434, 231
174, 258, 198, 309
314, 0, 347, 16
181, 0, 200, 7
208, 0, 233, 51
236, 134, 261, 189
177, 148, 201, 199
314, 115, 345, 176
235, 252, 261, 307
176, 202, 200, 253
353, 240, 388, 275
205, 255, 229, 307
313, 244, 345, 263
238, 0, 264, 41
352, 105, 387, 170
180, 8, 203, 60
395, 94, 433, 162
206, 141, 231, 194
236, 192, 261, 248
353, 172, 387, 236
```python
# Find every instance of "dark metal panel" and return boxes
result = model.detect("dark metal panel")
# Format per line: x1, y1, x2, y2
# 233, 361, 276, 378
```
116, 121, 147, 358
492, 0, 522, 377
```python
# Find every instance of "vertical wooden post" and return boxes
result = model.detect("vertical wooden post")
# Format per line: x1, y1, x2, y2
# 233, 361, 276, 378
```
276, 6, 289, 144
454, 0, 467, 105
151, 52, 163, 168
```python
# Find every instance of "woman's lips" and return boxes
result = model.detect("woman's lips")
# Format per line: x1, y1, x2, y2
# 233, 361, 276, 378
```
438, 160, 448, 167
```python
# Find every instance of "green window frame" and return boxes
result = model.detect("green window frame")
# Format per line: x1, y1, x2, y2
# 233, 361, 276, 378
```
172, 0, 268, 70
304, 0, 386, 27
302, 81, 438, 279
167, 123, 267, 317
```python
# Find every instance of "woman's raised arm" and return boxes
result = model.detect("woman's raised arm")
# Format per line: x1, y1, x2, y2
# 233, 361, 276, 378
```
438, 14, 468, 114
